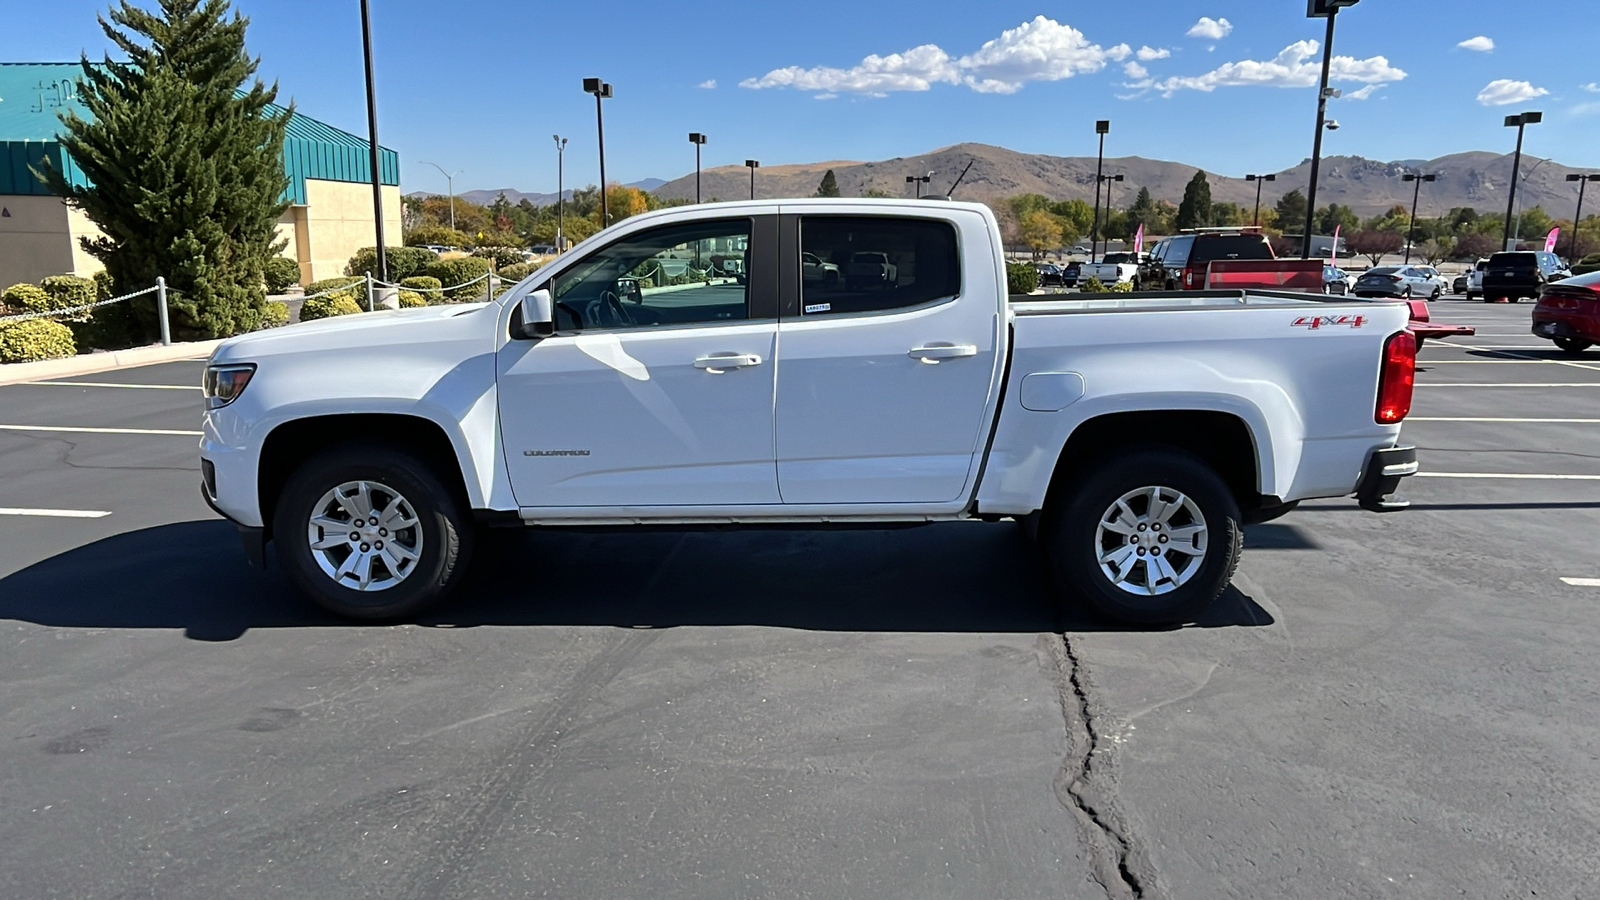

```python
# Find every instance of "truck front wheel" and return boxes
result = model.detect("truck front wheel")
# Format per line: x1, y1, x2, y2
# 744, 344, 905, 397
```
273, 444, 474, 620
1045, 450, 1242, 626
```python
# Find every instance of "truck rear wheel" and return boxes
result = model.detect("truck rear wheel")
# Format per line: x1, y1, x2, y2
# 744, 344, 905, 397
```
273, 444, 473, 620
1044, 449, 1242, 626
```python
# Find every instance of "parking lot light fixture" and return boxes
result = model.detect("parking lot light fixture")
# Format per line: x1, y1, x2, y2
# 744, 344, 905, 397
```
1501, 110, 1542, 251
551, 136, 567, 250
905, 171, 932, 198
420, 160, 464, 235
688, 133, 708, 204
1246, 173, 1276, 226
745, 160, 760, 200
1302, 0, 1359, 258
1566, 172, 1600, 260
1098, 174, 1124, 253
1401, 172, 1438, 264
584, 78, 613, 227
359, 0, 387, 281
1091, 120, 1110, 263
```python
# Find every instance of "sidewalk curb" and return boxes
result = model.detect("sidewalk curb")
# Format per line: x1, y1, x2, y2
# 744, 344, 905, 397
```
0, 340, 221, 387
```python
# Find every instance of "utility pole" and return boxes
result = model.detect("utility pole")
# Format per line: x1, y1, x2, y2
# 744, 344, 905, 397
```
1500, 110, 1542, 251
1402, 172, 1437, 264
420, 160, 462, 234
584, 78, 613, 227
1246, 173, 1276, 226
551, 135, 567, 250
745, 160, 760, 200
1566, 172, 1600, 260
688, 133, 707, 203
1091, 119, 1109, 263
1302, 0, 1359, 258
359, 0, 387, 281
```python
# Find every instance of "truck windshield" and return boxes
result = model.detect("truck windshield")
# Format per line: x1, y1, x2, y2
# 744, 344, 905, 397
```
1189, 235, 1273, 265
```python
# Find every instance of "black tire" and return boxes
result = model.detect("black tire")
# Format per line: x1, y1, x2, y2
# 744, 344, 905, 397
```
1430, 287, 1441, 300
1554, 337, 1593, 355
1043, 449, 1242, 626
1414, 335, 1426, 351
274, 443, 474, 620
1466, 292, 1477, 301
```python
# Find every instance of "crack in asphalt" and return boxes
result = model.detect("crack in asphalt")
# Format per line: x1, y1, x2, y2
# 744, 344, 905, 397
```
1047, 632, 1157, 900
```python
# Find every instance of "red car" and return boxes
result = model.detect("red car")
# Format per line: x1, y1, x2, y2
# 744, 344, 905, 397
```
1532, 269, 1600, 355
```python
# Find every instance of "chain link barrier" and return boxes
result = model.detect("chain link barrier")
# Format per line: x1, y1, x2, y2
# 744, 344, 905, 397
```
0, 284, 161, 325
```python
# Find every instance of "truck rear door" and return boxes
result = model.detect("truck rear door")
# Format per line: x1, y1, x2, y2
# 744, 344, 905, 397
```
772, 210, 1002, 505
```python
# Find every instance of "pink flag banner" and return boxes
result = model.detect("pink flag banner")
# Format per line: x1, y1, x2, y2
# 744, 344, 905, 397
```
1545, 228, 1560, 253
1134, 223, 1145, 255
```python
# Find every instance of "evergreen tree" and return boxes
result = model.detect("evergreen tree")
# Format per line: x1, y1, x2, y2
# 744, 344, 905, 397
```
1175, 170, 1212, 231
814, 169, 841, 198
45, 0, 290, 342
1274, 189, 1309, 234
1127, 186, 1157, 230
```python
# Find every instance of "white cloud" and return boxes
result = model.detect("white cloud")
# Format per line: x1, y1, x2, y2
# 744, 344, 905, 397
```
1457, 36, 1494, 52
1186, 17, 1233, 40
1124, 61, 1149, 80
697, 79, 717, 89
1136, 46, 1171, 61
1476, 78, 1548, 106
1583, 82, 1600, 92
1148, 40, 1406, 95
740, 17, 1134, 96
1346, 83, 1383, 100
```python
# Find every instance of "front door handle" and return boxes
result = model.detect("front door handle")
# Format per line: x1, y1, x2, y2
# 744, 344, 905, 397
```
694, 353, 763, 372
908, 342, 978, 363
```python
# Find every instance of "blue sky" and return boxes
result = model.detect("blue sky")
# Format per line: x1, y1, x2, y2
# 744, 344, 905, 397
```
3, 0, 1597, 195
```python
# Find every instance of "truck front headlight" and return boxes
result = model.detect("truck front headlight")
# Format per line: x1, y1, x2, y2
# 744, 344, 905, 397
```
203, 364, 256, 409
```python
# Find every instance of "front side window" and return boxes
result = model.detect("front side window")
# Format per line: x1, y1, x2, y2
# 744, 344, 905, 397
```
549, 218, 751, 331
798, 216, 960, 317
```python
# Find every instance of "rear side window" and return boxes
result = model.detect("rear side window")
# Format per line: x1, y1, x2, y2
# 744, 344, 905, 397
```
1162, 235, 1195, 265
1490, 253, 1537, 270
799, 216, 960, 316
1189, 234, 1273, 265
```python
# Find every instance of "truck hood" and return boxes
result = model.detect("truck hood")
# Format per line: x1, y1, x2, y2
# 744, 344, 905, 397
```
211, 302, 496, 364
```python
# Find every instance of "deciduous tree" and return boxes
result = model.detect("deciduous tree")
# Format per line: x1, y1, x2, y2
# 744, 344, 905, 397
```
1347, 229, 1403, 267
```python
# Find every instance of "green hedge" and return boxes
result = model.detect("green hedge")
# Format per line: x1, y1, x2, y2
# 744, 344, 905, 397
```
0, 319, 77, 363
1080, 276, 1108, 293
41, 275, 97, 312
1005, 263, 1039, 295
299, 293, 364, 321
425, 257, 493, 301
497, 260, 541, 282
398, 290, 427, 309
92, 269, 115, 300
265, 257, 302, 294
305, 277, 365, 302
1573, 263, 1600, 276
2, 283, 54, 314
260, 300, 290, 327
345, 246, 439, 281
472, 246, 524, 269
399, 275, 442, 292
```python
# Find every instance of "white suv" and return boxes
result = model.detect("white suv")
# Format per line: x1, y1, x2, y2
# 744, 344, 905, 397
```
1465, 259, 1488, 301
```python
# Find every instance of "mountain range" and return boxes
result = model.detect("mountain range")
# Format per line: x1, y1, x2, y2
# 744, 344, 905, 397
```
406, 179, 667, 208
418, 144, 1592, 221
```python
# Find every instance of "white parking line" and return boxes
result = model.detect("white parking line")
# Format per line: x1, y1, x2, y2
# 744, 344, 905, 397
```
0, 424, 203, 436
1409, 417, 1600, 423
1429, 343, 1600, 373
0, 507, 112, 518
1561, 577, 1600, 587
22, 381, 199, 390
1415, 472, 1600, 480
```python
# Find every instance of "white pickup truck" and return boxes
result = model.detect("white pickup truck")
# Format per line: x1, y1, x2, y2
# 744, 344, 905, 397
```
201, 199, 1418, 626
1078, 251, 1143, 287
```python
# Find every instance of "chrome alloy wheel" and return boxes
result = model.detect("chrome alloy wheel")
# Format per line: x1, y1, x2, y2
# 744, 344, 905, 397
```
1094, 486, 1209, 596
306, 480, 423, 592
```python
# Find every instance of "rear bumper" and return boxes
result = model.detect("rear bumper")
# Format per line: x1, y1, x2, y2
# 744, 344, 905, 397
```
1357, 445, 1418, 513
1532, 314, 1600, 342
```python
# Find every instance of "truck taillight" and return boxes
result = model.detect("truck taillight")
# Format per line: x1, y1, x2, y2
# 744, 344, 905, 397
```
1376, 331, 1416, 424
1184, 269, 1199, 288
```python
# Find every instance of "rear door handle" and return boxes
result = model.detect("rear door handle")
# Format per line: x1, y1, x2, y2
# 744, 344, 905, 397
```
908, 343, 978, 363
694, 353, 763, 372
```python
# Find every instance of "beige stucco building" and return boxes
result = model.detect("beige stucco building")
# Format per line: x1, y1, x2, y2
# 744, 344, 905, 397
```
0, 62, 402, 290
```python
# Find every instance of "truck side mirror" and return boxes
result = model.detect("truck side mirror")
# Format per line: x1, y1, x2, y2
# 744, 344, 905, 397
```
519, 288, 554, 338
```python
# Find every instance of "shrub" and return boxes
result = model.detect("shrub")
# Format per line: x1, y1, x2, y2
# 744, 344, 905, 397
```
497, 261, 540, 282
305, 276, 365, 302
1574, 263, 1600, 276
260, 300, 289, 327
1080, 275, 1107, 293
92, 269, 115, 300
298, 293, 364, 321
472, 246, 524, 269
2, 283, 54, 314
1005, 262, 1039, 295
397, 290, 427, 309
400, 275, 442, 292
345, 246, 439, 282
264, 257, 302, 293
425, 257, 493, 301
1107, 280, 1135, 293
0, 319, 77, 363
41, 275, 97, 312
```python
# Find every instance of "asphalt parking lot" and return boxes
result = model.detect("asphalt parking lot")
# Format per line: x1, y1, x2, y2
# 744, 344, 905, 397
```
1, 298, 1597, 899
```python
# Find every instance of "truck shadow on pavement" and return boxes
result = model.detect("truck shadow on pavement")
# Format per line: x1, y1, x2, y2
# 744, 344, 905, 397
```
0, 519, 1273, 641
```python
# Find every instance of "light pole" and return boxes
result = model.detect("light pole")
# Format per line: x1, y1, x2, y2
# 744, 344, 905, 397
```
1302, 0, 1359, 259
583, 77, 613, 227
745, 159, 760, 200
688, 133, 708, 204
1401, 172, 1437, 264
905, 171, 932, 198
1098, 173, 1124, 256
1566, 172, 1600, 260
359, 0, 388, 280
1501, 110, 1542, 251
1090, 119, 1109, 263
1513, 157, 1550, 245
420, 160, 463, 234
1246, 173, 1276, 226
551, 135, 567, 250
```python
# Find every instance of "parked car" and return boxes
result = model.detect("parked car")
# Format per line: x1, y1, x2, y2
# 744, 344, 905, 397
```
1465, 258, 1488, 301
528, 245, 559, 256
1060, 260, 1081, 287
1324, 265, 1354, 295
845, 251, 898, 290
1140, 229, 1276, 291
199, 198, 1417, 627
1352, 266, 1438, 299
1531, 268, 1600, 354
1080, 252, 1144, 287
1414, 266, 1450, 299
1451, 272, 1469, 294
802, 251, 841, 286
1035, 263, 1069, 287
1482, 250, 1571, 303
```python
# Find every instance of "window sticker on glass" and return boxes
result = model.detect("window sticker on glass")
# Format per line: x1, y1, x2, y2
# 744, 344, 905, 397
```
805, 303, 831, 314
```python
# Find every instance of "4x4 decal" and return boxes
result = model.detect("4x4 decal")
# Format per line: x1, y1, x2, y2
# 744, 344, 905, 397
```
1292, 314, 1367, 329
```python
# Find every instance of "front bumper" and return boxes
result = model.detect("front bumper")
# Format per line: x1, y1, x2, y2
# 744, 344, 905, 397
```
201, 477, 266, 569
1356, 445, 1417, 512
